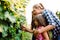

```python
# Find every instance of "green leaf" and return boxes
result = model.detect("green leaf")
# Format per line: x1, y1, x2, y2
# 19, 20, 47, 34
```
0, 0, 30, 40
5, 11, 16, 23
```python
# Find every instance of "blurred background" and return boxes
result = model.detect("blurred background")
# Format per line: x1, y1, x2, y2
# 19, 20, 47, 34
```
26, 0, 60, 25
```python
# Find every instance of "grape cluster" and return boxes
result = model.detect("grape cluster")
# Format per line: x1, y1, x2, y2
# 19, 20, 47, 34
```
0, 0, 31, 40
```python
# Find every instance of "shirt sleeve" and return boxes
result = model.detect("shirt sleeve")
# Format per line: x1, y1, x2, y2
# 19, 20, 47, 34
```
43, 10, 56, 27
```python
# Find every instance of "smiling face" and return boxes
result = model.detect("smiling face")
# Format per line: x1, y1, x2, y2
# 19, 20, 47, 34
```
32, 3, 44, 15
34, 19, 39, 26
34, 18, 39, 27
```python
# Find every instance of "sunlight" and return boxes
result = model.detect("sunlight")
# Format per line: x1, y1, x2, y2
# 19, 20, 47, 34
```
26, 0, 60, 25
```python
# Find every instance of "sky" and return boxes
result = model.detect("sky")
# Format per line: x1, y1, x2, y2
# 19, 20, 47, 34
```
26, 0, 60, 25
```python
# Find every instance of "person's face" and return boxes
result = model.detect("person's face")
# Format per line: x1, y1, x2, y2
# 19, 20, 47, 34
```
32, 5, 42, 15
34, 19, 39, 26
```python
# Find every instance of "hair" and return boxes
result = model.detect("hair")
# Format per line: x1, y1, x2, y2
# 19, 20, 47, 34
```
31, 3, 45, 29
33, 3, 44, 10
34, 17, 43, 26
31, 15, 44, 29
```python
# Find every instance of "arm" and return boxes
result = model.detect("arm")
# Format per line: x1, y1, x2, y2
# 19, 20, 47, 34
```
37, 25, 55, 33
21, 25, 34, 33
24, 27, 34, 33
38, 10, 57, 33
43, 32, 49, 40
33, 25, 55, 36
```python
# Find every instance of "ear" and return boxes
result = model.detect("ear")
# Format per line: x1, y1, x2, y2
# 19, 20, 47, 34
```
39, 3, 44, 9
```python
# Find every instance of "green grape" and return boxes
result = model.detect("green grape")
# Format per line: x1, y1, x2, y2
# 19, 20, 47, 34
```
0, 0, 31, 40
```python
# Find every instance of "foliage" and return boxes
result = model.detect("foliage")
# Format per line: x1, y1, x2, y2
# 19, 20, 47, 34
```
56, 11, 60, 19
0, 0, 31, 40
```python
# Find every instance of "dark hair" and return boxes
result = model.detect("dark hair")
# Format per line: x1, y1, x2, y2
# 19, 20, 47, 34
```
39, 3, 44, 9
31, 15, 43, 29
31, 14, 48, 29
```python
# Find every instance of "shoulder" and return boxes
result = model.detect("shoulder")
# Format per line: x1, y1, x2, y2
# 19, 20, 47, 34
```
43, 9, 52, 13
43, 9, 54, 16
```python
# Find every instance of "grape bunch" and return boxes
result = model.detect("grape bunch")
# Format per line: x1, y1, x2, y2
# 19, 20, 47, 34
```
0, 0, 31, 40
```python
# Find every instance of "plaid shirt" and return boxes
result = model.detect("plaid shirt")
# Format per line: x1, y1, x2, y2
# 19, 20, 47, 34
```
42, 9, 60, 39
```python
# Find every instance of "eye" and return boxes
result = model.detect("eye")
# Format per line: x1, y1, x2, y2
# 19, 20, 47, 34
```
35, 7, 38, 9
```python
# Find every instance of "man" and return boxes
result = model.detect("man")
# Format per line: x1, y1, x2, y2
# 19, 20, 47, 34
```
32, 3, 60, 40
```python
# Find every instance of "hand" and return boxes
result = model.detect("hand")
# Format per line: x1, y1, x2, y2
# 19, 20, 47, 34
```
21, 25, 26, 31
33, 30, 39, 37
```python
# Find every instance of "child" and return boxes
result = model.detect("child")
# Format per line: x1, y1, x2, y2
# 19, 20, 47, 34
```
21, 14, 49, 40
32, 14, 49, 40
